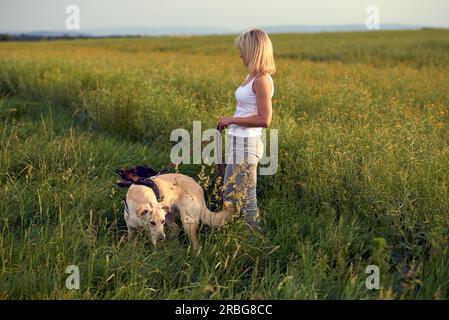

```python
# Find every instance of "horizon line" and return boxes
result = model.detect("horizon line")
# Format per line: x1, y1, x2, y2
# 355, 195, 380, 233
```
2, 23, 449, 35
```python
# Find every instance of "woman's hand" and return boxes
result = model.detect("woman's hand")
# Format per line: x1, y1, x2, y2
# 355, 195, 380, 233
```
217, 117, 234, 131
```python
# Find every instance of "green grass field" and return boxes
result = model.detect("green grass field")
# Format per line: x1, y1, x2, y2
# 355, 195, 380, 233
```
0, 29, 448, 299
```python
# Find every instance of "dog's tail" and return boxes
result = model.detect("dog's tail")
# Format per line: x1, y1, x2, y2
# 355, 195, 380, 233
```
201, 201, 235, 228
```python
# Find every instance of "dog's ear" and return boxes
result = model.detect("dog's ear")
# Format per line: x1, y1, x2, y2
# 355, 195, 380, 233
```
138, 208, 149, 217
116, 179, 133, 188
161, 205, 170, 215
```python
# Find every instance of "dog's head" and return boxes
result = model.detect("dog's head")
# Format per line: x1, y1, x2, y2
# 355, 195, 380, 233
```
136, 202, 169, 246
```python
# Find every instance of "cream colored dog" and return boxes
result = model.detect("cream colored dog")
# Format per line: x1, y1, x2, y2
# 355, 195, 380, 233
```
124, 173, 234, 251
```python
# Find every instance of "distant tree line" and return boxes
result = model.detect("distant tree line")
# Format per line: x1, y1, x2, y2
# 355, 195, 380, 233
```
0, 34, 12, 41
0, 33, 143, 41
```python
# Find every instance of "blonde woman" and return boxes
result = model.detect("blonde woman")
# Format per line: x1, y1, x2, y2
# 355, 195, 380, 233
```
218, 29, 275, 230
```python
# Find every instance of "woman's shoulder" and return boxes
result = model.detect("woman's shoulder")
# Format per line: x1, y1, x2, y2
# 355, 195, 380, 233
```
252, 73, 274, 93
255, 72, 273, 79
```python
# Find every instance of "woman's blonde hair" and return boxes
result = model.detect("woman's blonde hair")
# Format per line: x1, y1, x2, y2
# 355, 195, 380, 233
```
235, 28, 276, 75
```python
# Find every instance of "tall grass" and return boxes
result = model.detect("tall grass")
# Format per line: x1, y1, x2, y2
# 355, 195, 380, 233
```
0, 30, 448, 299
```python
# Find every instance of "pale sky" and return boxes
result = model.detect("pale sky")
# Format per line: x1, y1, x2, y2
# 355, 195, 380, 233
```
1, 0, 448, 32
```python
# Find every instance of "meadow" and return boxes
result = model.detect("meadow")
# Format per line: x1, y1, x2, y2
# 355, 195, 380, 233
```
0, 29, 448, 299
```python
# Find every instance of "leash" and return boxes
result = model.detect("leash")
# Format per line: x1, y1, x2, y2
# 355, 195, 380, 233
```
215, 124, 226, 205
216, 123, 226, 176
123, 196, 130, 215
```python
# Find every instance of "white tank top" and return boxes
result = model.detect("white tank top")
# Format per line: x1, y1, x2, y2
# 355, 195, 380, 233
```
228, 73, 274, 137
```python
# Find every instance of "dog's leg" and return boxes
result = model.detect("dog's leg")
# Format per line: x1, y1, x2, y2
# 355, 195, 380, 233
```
165, 210, 180, 237
180, 209, 200, 251
127, 225, 138, 241
183, 221, 200, 252
167, 222, 180, 238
